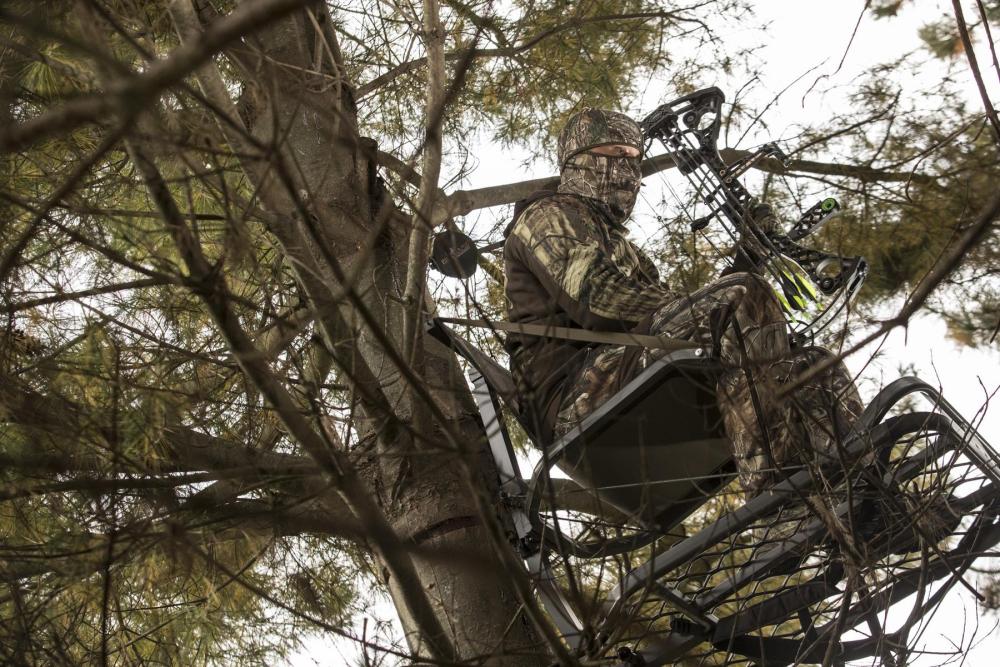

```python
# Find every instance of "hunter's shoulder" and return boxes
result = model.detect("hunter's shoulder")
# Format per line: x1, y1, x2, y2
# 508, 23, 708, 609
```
511, 194, 601, 243
522, 192, 594, 219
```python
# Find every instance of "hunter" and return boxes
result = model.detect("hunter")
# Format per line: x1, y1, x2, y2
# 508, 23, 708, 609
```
502, 107, 864, 499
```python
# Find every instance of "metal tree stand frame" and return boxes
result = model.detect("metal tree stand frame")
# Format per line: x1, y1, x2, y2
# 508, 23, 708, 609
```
430, 319, 1000, 666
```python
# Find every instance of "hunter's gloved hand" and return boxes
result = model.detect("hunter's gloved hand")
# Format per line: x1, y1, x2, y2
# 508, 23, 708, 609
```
749, 202, 780, 234
722, 202, 778, 276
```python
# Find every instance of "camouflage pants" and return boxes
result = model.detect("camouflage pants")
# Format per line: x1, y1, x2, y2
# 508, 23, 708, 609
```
554, 273, 864, 498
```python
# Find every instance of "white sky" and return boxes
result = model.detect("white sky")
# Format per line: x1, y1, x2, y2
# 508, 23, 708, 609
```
289, 2, 1000, 664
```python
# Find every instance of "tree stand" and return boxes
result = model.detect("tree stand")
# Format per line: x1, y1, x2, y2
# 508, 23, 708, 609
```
430, 319, 1000, 666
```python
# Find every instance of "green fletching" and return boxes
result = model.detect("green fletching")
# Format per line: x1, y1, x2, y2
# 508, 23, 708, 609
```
793, 272, 819, 300
776, 291, 793, 314
770, 255, 821, 314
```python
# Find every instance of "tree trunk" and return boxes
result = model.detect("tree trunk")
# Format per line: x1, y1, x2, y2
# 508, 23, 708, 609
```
224, 6, 548, 663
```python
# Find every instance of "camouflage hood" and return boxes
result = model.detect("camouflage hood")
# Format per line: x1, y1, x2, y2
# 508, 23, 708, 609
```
556, 108, 644, 224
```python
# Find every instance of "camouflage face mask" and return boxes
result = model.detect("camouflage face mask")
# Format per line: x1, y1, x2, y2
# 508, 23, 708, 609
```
559, 151, 643, 222
555, 108, 644, 222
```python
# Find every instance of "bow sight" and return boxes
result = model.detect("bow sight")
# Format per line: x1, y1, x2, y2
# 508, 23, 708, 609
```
641, 87, 868, 345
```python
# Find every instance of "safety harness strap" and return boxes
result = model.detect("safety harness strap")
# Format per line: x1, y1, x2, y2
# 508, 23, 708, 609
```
436, 317, 703, 353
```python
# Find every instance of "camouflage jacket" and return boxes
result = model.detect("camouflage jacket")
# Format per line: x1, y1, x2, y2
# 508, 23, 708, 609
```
503, 191, 673, 440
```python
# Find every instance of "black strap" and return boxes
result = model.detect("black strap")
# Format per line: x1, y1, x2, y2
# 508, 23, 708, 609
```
436, 317, 704, 353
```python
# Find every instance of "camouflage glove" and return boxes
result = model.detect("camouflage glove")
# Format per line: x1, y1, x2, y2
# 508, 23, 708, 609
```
723, 203, 776, 274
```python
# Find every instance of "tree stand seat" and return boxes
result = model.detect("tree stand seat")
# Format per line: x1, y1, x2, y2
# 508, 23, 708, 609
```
428, 318, 1000, 666
530, 351, 732, 533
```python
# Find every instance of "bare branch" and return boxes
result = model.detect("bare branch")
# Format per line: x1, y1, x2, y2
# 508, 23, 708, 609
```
2, 278, 168, 313
438, 150, 935, 222
400, 0, 447, 374
975, 0, 1000, 90
953, 0, 1000, 145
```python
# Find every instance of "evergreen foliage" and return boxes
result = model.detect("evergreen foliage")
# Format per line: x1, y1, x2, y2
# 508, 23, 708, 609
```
0, 1, 997, 664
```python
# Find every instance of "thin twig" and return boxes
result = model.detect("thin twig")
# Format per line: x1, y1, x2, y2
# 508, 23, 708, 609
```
952, 0, 1000, 145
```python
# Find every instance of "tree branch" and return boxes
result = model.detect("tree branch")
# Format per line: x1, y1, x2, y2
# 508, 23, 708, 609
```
0, 499, 362, 585
2, 278, 168, 313
0, 0, 316, 152
953, 0, 1000, 145
436, 150, 935, 222
356, 10, 703, 98
0, 374, 314, 477
401, 0, 447, 374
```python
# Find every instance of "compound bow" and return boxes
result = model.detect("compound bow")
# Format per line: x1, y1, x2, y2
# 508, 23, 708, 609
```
640, 87, 868, 346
